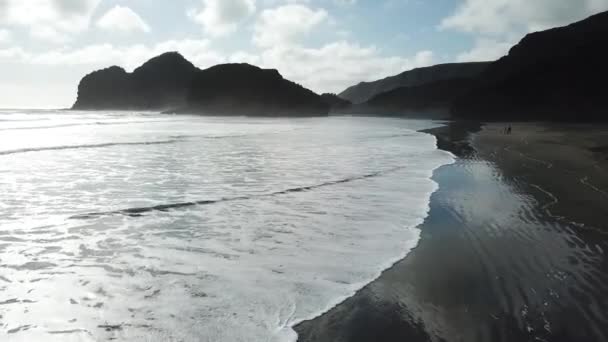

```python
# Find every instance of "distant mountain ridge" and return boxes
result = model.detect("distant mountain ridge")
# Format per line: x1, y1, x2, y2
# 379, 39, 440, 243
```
453, 10, 608, 121
338, 62, 491, 104
359, 78, 475, 118
320, 93, 351, 111
72, 52, 329, 116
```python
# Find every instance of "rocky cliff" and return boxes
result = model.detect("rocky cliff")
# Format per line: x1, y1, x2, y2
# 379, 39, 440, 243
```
452, 11, 608, 121
73, 53, 329, 116
73, 52, 197, 111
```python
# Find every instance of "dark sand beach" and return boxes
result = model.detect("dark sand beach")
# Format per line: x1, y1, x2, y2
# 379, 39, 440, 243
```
296, 122, 608, 342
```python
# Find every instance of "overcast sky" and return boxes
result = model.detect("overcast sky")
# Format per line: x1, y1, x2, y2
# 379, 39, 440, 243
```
0, 0, 606, 108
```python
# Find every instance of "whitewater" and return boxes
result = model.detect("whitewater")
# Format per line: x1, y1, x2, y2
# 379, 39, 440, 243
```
0, 110, 453, 341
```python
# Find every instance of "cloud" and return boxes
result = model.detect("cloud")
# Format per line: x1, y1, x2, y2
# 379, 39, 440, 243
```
334, 0, 357, 5
96, 5, 151, 33
455, 38, 513, 62
189, 0, 256, 37
256, 42, 435, 93
0, 29, 11, 43
253, 4, 328, 47
30, 26, 71, 43
0, 1, 437, 104
440, 0, 608, 36
442, 0, 608, 63
0, 0, 101, 42
20, 39, 224, 71
229, 51, 261, 65
0, 35, 435, 95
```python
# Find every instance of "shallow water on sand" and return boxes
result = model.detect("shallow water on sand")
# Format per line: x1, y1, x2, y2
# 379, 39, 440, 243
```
0, 110, 453, 341
297, 152, 608, 342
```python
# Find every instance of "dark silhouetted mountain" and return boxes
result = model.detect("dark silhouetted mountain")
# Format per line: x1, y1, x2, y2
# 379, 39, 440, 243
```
339, 62, 490, 104
453, 11, 608, 121
72, 66, 132, 109
358, 78, 475, 118
178, 63, 329, 116
321, 93, 352, 111
73, 53, 328, 116
73, 52, 197, 110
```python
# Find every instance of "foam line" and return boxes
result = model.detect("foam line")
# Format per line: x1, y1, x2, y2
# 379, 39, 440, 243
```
0, 119, 189, 131
0, 140, 179, 156
70, 167, 403, 219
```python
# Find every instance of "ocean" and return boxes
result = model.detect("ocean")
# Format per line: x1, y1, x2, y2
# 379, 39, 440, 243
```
0, 110, 453, 341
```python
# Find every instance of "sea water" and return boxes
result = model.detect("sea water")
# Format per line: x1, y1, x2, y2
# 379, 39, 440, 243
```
0, 110, 453, 341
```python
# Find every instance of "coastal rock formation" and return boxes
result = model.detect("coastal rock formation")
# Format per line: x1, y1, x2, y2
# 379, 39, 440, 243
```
73, 53, 329, 116
338, 62, 490, 104
452, 11, 608, 121
73, 52, 197, 110
179, 63, 329, 116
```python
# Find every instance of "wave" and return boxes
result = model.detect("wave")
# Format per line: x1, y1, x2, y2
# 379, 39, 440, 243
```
0, 140, 179, 156
71, 167, 404, 219
1, 129, 306, 157
0, 119, 189, 131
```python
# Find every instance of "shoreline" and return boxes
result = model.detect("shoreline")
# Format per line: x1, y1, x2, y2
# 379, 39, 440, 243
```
295, 121, 608, 342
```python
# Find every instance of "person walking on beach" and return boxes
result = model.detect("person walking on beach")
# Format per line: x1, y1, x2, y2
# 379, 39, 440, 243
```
507, 125, 512, 135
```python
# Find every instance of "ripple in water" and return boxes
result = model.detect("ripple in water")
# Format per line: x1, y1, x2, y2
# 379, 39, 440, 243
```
0, 111, 453, 341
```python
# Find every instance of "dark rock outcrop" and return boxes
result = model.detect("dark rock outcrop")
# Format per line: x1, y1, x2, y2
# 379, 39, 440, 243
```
72, 66, 132, 110
178, 63, 328, 116
73, 52, 197, 110
453, 11, 608, 121
339, 62, 490, 104
73, 53, 329, 116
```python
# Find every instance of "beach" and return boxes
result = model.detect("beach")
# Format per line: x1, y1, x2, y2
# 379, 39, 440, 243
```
296, 122, 608, 342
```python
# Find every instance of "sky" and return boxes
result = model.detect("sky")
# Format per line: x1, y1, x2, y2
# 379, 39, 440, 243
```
0, 0, 607, 108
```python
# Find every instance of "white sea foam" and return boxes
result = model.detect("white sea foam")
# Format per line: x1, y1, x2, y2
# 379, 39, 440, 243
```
0, 111, 453, 341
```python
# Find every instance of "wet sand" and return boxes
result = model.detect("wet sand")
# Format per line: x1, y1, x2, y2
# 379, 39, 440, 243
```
295, 122, 608, 342
473, 123, 608, 231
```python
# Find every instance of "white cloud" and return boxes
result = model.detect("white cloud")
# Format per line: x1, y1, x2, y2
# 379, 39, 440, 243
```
0, 0, 101, 42
96, 5, 151, 33
455, 38, 513, 62
440, 0, 608, 36
30, 26, 71, 43
22, 39, 224, 71
0, 29, 11, 43
189, 0, 256, 37
253, 4, 328, 47
256, 42, 435, 93
0, 36, 435, 95
0, 1, 437, 105
229, 51, 261, 65
334, 0, 357, 5
442, 0, 608, 63
0, 38, 228, 108
0, 46, 27, 59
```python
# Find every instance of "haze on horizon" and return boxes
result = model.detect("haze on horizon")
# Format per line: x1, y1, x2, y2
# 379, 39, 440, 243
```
0, 0, 607, 109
